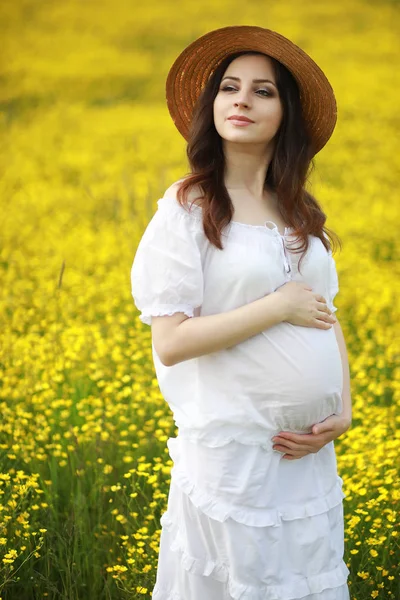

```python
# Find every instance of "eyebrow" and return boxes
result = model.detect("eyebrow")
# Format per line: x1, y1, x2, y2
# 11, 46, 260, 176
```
221, 76, 277, 88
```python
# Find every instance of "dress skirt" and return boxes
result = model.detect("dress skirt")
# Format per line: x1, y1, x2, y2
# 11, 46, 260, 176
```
152, 436, 350, 600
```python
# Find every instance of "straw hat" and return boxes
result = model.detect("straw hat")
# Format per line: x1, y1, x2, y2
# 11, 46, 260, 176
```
166, 25, 337, 155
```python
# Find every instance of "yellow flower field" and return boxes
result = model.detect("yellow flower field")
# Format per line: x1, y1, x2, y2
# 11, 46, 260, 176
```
0, 0, 399, 598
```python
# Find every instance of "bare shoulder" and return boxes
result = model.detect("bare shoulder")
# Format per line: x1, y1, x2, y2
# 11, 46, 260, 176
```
164, 177, 204, 207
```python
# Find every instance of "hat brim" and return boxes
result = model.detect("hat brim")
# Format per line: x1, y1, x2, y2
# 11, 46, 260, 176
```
166, 25, 337, 155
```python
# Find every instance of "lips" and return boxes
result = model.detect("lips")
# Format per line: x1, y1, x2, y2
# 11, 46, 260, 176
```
228, 115, 254, 123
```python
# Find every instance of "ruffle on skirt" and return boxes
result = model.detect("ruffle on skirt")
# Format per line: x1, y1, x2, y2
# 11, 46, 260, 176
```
152, 436, 350, 600
166, 436, 346, 527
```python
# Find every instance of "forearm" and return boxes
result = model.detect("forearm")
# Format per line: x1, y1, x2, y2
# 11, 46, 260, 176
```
333, 319, 352, 423
166, 292, 285, 366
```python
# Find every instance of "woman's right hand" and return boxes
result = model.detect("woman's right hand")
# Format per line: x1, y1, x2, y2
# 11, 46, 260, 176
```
274, 281, 337, 329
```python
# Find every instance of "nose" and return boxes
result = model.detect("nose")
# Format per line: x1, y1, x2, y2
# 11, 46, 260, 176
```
234, 99, 250, 108
234, 90, 251, 108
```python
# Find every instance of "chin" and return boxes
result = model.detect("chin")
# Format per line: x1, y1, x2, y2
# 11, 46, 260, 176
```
221, 129, 255, 140
224, 135, 265, 145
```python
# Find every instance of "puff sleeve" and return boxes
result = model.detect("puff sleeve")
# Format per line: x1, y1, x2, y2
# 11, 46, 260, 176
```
326, 250, 339, 313
130, 199, 204, 326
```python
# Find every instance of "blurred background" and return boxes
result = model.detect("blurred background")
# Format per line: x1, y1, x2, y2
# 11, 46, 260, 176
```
0, 0, 399, 598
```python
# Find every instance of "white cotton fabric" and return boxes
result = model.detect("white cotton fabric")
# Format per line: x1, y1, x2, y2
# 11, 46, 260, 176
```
130, 193, 349, 599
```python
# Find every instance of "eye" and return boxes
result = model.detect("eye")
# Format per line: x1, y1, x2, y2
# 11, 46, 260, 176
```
256, 89, 273, 97
220, 85, 273, 97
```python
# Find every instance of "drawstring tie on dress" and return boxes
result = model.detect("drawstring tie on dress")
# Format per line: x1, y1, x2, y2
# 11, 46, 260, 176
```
264, 220, 293, 276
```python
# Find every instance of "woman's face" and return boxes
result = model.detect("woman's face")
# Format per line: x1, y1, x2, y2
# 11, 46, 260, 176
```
213, 54, 283, 148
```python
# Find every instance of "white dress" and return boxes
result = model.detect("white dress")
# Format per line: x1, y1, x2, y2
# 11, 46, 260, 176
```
130, 192, 350, 600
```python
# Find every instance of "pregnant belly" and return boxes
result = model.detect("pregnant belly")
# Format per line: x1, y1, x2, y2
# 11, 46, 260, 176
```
199, 322, 344, 434
258, 322, 343, 399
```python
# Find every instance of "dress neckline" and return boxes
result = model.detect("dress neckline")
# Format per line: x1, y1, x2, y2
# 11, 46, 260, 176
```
161, 195, 294, 238
229, 219, 294, 237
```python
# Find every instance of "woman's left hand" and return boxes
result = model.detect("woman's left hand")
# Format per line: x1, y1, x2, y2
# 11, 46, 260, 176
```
271, 414, 351, 460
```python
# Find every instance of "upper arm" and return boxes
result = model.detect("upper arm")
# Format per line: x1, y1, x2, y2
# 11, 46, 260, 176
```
130, 183, 204, 362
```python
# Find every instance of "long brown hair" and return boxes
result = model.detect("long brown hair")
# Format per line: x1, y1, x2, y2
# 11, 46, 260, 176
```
175, 51, 341, 272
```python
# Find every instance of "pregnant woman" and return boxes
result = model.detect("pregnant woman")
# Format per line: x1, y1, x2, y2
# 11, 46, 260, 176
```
131, 26, 352, 600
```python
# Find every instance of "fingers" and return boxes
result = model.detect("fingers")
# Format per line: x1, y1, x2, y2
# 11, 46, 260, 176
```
272, 432, 328, 455
272, 435, 316, 452
316, 303, 336, 320
314, 313, 336, 329
278, 449, 309, 460
271, 432, 316, 449
272, 428, 336, 459
272, 432, 316, 444
273, 442, 316, 455
314, 320, 333, 330
317, 312, 336, 324
273, 445, 309, 456
273, 436, 335, 456
312, 297, 336, 327
317, 301, 331, 314
273, 431, 332, 443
